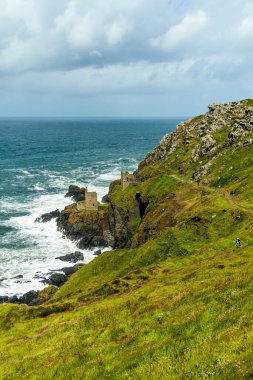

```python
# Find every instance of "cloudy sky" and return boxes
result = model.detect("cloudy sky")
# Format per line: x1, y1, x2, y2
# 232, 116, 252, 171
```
0, 0, 253, 117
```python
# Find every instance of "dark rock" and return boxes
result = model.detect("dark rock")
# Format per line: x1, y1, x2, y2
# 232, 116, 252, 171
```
56, 251, 84, 263
48, 273, 67, 286
60, 264, 84, 276
35, 209, 60, 223
0, 296, 9, 303
0, 278, 7, 283
19, 290, 40, 306
8, 295, 19, 304
56, 209, 113, 249
189, 216, 202, 223
215, 264, 225, 269
34, 273, 48, 283
78, 236, 106, 249
11, 275, 23, 279
101, 194, 110, 203
65, 185, 86, 202
135, 192, 149, 220
39, 278, 48, 284
93, 249, 102, 256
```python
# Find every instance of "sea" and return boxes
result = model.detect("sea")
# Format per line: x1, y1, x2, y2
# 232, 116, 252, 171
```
0, 117, 182, 296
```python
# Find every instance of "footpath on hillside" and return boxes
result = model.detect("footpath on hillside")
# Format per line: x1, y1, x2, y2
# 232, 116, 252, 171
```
170, 174, 253, 217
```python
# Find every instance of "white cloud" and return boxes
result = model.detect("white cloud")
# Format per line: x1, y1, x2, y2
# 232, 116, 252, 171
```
151, 10, 208, 52
106, 20, 130, 46
238, 17, 253, 38
0, 0, 253, 115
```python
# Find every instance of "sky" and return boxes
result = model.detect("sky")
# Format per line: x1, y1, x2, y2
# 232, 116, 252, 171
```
0, 0, 253, 117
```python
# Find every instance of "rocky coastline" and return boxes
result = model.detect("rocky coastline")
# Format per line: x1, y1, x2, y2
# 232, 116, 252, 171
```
0, 250, 86, 306
2, 99, 253, 306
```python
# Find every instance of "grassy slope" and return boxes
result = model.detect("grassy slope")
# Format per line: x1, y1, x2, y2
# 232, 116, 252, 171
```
1, 245, 253, 379
1, 101, 253, 379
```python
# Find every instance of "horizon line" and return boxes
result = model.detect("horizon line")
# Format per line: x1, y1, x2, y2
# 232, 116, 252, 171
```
0, 115, 192, 119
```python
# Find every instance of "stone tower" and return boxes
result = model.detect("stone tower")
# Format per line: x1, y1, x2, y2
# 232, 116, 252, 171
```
76, 187, 98, 211
121, 171, 136, 190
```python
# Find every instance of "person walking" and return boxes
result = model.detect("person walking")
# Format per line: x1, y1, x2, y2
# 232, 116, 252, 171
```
236, 238, 241, 248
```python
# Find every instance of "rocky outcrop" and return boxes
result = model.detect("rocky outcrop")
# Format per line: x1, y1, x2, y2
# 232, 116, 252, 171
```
108, 186, 139, 248
36, 100, 253, 254
47, 273, 67, 287
65, 185, 86, 202
0, 296, 9, 304
2, 290, 42, 306
56, 251, 84, 263
56, 204, 114, 249
1, 263, 84, 306
5, 286, 58, 306
191, 135, 216, 162
94, 249, 102, 256
59, 264, 84, 276
138, 100, 253, 183
35, 209, 60, 223
101, 194, 110, 203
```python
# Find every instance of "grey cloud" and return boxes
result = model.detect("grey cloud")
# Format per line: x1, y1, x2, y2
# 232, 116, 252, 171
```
0, 0, 253, 116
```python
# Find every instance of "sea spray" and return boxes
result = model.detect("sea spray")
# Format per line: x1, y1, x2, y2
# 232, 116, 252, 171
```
0, 117, 177, 295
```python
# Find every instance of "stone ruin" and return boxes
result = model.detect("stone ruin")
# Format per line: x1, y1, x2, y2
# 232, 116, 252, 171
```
121, 171, 137, 190
76, 187, 98, 211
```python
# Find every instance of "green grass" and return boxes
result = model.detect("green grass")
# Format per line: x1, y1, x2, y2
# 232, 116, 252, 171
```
1, 100, 253, 379
1, 179, 253, 379
1, 245, 253, 379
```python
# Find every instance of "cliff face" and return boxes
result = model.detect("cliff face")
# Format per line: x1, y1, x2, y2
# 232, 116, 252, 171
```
56, 203, 114, 249
107, 99, 253, 248
57, 99, 253, 251
3, 100, 253, 379
139, 99, 253, 180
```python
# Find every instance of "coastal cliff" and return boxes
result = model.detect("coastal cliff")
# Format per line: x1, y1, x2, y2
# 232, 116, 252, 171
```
57, 99, 253, 251
2, 99, 253, 379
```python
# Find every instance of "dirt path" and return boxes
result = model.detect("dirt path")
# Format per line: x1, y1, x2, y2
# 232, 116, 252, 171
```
217, 189, 253, 215
170, 173, 253, 216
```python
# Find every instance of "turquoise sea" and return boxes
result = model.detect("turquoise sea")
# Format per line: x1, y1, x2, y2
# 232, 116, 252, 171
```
0, 118, 182, 295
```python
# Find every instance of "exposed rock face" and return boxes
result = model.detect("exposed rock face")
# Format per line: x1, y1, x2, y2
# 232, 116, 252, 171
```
108, 190, 139, 248
139, 100, 253, 182
39, 100, 253, 253
56, 251, 84, 263
6, 286, 58, 306
56, 204, 114, 249
0, 296, 9, 304
94, 249, 102, 256
1, 267, 82, 306
135, 192, 149, 220
101, 194, 110, 203
35, 209, 60, 223
65, 185, 86, 202
20, 290, 41, 306
59, 264, 84, 276
192, 162, 212, 183
192, 135, 216, 162
47, 273, 67, 287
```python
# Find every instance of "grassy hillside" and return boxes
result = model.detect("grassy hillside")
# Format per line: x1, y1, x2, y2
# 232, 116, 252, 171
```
1, 100, 253, 379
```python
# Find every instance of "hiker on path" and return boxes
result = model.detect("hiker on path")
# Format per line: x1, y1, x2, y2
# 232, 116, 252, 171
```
236, 238, 241, 248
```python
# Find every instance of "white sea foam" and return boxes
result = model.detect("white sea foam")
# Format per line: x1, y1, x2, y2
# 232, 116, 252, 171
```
0, 162, 137, 296
29, 184, 45, 191
0, 190, 109, 296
